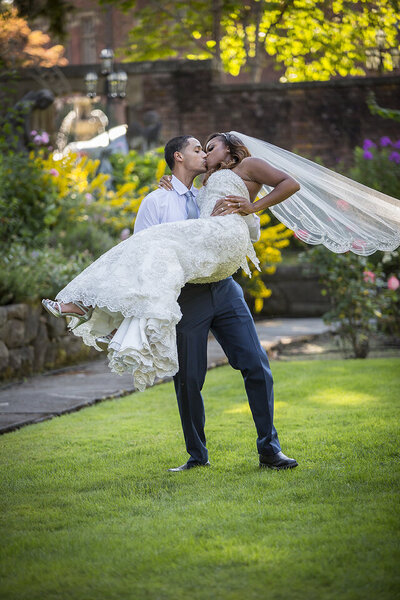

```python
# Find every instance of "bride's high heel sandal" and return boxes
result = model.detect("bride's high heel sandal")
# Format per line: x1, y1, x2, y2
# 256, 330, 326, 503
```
41, 299, 93, 330
95, 333, 114, 351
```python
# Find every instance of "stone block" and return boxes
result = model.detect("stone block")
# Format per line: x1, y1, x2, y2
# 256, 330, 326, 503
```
8, 346, 34, 375
0, 307, 7, 329
24, 305, 40, 344
33, 322, 49, 371
5, 304, 28, 320
0, 319, 25, 349
0, 340, 9, 372
45, 313, 68, 339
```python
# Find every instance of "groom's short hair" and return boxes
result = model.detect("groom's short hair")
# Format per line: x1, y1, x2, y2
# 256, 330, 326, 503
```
164, 135, 194, 170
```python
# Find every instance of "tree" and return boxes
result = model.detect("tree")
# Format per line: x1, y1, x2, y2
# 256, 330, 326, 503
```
0, 5, 68, 69
106, 0, 400, 82
11, 0, 75, 39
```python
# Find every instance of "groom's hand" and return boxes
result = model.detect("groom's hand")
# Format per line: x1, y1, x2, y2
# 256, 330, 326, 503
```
211, 195, 255, 216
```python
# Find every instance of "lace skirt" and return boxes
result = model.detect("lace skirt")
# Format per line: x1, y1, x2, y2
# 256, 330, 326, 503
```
56, 215, 259, 391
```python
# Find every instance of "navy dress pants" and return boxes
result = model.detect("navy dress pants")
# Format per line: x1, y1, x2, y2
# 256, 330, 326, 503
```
173, 277, 281, 465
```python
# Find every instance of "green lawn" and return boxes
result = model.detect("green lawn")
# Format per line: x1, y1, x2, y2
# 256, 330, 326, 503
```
1, 359, 399, 600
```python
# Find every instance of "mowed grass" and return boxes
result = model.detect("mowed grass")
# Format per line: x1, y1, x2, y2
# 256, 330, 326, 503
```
0, 358, 399, 600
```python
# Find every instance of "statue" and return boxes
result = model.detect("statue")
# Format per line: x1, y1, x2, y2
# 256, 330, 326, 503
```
10, 89, 55, 151
127, 109, 162, 152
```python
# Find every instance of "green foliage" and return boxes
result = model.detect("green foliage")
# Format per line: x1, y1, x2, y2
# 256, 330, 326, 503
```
348, 137, 400, 199
0, 150, 56, 245
1, 360, 399, 599
0, 122, 165, 304
0, 243, 92, 305
367, 91, 400, 124
107, 0, 400, 82
306, 247, 399, 358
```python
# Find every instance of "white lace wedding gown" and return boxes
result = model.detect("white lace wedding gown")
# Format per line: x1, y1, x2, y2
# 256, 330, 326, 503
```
56, 169, 260, 391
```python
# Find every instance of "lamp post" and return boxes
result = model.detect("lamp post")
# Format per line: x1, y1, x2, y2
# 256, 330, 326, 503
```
365, 29, 400, 74
84, 48, 127, 127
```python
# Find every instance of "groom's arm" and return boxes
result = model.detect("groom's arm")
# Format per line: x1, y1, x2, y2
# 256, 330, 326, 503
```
134, 192, 162, 233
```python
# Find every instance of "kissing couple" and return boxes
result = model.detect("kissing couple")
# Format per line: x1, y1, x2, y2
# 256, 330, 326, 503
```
42, 131, 400, 471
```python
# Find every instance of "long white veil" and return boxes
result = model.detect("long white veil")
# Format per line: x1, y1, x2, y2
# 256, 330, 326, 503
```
231, 131, 400, 256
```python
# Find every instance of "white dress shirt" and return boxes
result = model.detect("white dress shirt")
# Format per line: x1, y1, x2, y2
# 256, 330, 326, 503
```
134, 174, 261, 242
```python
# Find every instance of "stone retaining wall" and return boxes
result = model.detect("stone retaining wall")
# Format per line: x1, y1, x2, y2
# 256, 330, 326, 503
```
0, 303, 98, 381
251, 264, 330, 318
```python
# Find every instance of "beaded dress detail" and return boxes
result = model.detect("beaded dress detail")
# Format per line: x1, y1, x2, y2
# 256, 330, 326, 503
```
56, 169, 259, 391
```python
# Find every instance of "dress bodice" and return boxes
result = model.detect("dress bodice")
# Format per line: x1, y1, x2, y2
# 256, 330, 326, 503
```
196, 169, 249, 218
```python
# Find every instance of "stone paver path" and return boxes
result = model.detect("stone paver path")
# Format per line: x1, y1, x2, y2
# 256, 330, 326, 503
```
0, 318, 329, 434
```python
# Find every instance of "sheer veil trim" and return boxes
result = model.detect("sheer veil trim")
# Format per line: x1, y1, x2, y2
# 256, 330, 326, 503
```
231, 131, 400, 256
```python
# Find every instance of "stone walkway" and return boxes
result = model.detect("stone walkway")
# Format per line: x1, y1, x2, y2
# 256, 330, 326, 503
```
0, 318, 329, 435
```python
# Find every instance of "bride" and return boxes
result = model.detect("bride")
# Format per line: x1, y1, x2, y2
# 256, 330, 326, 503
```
43, 132, 400, 390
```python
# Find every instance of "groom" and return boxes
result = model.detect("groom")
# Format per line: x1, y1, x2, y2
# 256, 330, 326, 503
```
134, 135, 298, 471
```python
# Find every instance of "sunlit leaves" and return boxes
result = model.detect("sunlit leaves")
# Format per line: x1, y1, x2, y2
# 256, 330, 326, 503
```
109, 0, 400, 82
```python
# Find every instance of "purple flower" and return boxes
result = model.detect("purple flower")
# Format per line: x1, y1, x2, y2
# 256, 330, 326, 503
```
49, 168, 59, 177
363, 150, 374, 160
30, 130, 37, 136
33, 134, 42, 144
380, 136, 392, 147
85, 193, 94, 205
363, 139, 376, 150
393, 140, 400, 149
41, 132, 50, 144
389, 151, 400, 164
30, 250, 40, 258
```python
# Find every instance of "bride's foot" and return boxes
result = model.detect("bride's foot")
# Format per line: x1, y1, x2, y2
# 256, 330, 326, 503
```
41, 299, 93, 329
96, 330, 117, 351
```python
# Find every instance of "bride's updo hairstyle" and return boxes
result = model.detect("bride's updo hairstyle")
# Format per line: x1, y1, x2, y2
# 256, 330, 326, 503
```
204, 132, 251, 182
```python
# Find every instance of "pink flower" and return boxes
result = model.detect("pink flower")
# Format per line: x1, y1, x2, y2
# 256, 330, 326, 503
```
363, 270, 376, 284
380, 136, 392, 147
120, 228, 130, 240
388, 275, 400, 291
336, 199, 350, 211
352, 239, 367, 250
389, 151, 400, 164
363, 150, 373, 160
30, 130, 37, 136
41, 131, 50, 144
33, 134, 42, 144
363, 139, 376, 150
49, 168, 59, 177
85, 193, 94, 204
294, 229, 309, 241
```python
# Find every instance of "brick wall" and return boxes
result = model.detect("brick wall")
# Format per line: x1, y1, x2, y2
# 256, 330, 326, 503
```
6, 60, 400, 166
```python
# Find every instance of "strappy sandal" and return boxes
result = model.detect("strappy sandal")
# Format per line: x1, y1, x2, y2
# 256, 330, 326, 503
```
95, 333, 114, 351
41, 299, 93, 330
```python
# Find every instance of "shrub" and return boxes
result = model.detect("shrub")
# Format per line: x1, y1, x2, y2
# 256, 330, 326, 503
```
0, 244, 92, 305
349, 137, 400, 198
306, 246, 399, 358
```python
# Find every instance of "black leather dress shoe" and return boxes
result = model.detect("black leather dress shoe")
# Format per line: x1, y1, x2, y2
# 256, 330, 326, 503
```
167, 461, 211, 472
259, 451, 298, 470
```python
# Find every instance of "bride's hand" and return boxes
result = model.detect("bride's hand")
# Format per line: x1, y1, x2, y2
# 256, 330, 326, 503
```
159, 175, 173, 190
211, 195, 255, 216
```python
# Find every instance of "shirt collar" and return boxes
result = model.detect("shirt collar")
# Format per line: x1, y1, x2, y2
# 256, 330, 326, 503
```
171, 174, 198, 197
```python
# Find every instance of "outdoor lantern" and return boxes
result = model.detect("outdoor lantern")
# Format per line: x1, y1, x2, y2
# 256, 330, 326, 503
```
117, 71, 128, 98
107, 72, 119, 98
100, 48, 114, 75
84, 71, 98, 98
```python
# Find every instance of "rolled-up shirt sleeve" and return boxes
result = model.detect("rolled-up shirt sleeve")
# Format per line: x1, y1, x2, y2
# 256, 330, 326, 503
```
243, 213, 261, 243
134, 194, 160, 233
